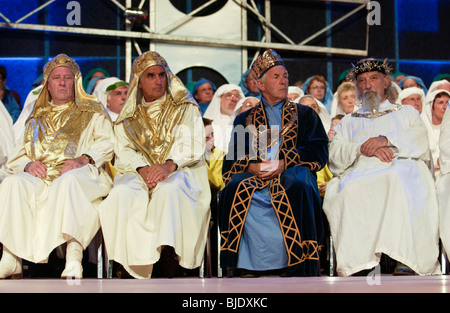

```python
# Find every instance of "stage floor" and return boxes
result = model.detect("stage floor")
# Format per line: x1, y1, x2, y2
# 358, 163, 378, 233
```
0, 275, 449, 293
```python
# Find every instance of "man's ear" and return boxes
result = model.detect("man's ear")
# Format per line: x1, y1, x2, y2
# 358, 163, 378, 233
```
383, 75, 390, 89
256, 80, 265, 92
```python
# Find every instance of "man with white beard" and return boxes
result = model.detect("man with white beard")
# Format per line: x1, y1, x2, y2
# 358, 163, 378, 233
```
323, 58, 441, 276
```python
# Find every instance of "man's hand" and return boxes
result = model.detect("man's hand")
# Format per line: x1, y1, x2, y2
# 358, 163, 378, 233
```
138, 161, 177, 189
60, 156, 90, 175
319, 182, 327, 195
25, 161, 47, 178
372, 146, 394, 163
247, 159, 285, 181
360, 136, 388, 157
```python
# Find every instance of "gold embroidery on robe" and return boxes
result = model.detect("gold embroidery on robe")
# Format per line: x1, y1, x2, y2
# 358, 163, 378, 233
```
122, 95, 190, 166
23, 101, 96, 184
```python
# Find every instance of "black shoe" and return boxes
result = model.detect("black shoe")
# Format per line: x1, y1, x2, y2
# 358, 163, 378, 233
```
393, 262, 415, 276
161, 246, 179, 278
352, 268, 375, 276
116, 264, 133, 279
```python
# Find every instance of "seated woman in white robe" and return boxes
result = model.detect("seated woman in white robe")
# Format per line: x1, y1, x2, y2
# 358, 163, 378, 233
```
426, 79, 450, 108
421, 90, 450, 180
331, 82, 360, 116
203, 84, 245, 154
437, 109, 450, 257
287, 86, 304, 103
299, 95, 331, 133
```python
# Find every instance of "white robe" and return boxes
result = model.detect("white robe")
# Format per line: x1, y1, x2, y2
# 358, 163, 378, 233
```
13, 86, 41, 146
99, 104, 211, 279
437, 109, 450, 256
421, 89, 450, 180
0, 100, 15, 182
0, 112, 114, 263
323, 101, 441, 276
203, 84, 245, 154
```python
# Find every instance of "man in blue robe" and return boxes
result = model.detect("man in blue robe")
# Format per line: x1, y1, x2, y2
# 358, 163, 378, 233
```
218, 49, 329, 277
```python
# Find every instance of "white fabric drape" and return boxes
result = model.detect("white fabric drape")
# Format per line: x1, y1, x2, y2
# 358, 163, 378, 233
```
437, 109, 450, 257
323, 101, 441, 276
0, 112, 114, 263
99, 103, 211, 279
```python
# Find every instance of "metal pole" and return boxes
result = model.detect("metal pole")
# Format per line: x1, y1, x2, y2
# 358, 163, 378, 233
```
125, 0, 132, 81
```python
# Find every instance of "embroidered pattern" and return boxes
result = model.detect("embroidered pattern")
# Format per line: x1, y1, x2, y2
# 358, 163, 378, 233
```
221, 101, 321, 266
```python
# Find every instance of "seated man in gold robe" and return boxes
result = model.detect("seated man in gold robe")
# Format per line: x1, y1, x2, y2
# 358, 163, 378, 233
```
99, 51, 211, 279
0, 54, 114, 279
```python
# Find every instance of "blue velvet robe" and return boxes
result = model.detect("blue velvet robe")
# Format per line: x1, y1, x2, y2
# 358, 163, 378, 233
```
218, 99, 329, 276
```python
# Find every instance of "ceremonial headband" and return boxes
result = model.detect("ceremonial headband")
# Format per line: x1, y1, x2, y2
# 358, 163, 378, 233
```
347, 58, 393, 81
251, 49, 286, 80
43, 53, 80, 80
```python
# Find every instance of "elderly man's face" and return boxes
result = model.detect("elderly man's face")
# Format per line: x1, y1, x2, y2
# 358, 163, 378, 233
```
107, 85, 128, 114
401, 94, 423, 113
47, 66, 75, 105
139, 65, 167, 102
195, 82, 214, 104
245, 74, 259, 94
356, 71, 390, 101
256, 65, 288, 105
220, 89, 242, 116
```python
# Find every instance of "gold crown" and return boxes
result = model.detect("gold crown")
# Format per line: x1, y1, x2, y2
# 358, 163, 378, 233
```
347, 58, 393, 81
43, 54, 80, 80
251, 49, 285, 79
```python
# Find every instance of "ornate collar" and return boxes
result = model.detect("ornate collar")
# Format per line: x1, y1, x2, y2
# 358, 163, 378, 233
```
351, 103, 402, 119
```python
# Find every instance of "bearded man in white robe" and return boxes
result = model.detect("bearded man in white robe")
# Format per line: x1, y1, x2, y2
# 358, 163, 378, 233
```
323, 58, 441, 276
99, 51, 211, 279
0, 54, 114, 279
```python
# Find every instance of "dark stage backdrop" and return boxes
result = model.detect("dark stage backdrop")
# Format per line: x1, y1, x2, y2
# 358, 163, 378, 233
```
0, 0, 448, 107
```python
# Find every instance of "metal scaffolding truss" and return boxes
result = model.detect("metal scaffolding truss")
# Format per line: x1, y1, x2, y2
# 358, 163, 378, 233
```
0, 0, 370, 77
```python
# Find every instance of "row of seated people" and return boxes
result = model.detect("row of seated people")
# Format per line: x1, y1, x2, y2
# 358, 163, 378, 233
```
0, 50, 449, 279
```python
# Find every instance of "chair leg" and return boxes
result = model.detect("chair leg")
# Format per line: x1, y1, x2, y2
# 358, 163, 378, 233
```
217, 221, 223, 278
329, 235, 335, 277
441, 251, 449, 275
97, 241, 103, 279
200, 215, 213, 278
199, 256, 205, 278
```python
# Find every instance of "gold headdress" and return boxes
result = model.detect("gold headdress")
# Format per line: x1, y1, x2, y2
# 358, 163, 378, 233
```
116, 51, 197, 124
28, 53, 105, 121
115, 51, 199, 169
43, 53, 80, 81
347, 58, 394, 81
251, 49, 286, 80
